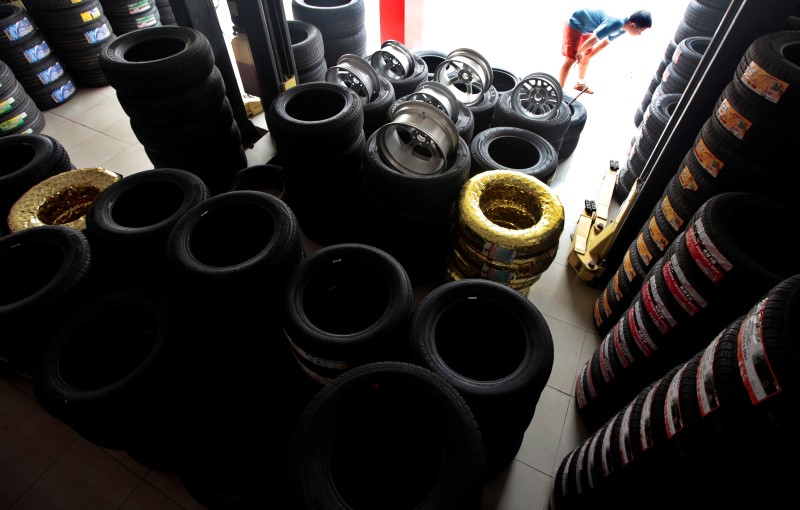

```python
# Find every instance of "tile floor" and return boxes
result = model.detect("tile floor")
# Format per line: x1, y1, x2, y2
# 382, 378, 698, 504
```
1, 1, 694, 509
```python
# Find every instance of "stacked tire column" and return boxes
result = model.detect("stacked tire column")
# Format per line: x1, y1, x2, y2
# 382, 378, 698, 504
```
0, 3, 76, 111
291, 0, 367, 67
99, 0, 162, 36
23, 0, 116, 87
98, 26, 247, 195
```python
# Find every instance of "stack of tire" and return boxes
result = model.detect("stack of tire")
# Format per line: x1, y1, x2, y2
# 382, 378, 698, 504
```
558, 93, 587, 162
0, 133, 73, 237
615, 93, 682, 201
578, 192, 795, 431
595, 30, 800, 340
0, 3, 76, 110
98, 26, 247, 195
492, 74, 572, 160
155, 0, 174, 25
99, 0, 162, 36
409, 279, 554, 479
387, 84, 475, 143
291, 0, 366, 67
634, 0, 730, 125
359, 125, 469, 285
288, 19, 326, 84
469, 126, 558, 183
634, 35, 711, 129
0, 60, 45, 137
266, 81, 365, 245
447, 169, 565, 296
22, 0, 116, 87
555, 274, 800, 510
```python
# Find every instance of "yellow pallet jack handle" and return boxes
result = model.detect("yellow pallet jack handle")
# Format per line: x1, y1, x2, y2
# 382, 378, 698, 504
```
568, 160, 640, 284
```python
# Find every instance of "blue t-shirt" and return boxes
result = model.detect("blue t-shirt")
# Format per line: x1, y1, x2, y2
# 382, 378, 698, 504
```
568, 9, 627, 41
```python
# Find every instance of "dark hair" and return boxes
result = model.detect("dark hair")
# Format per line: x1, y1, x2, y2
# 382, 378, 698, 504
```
629, 10, 652, 28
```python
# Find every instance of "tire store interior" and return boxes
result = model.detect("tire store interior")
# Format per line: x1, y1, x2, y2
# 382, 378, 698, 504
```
2, 0, 800, 508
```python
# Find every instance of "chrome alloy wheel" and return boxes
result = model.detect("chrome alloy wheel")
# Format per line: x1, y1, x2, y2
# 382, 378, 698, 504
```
433, 48, 493, 106
377, 100, 460, 176
325, 54, 381, 103
370, 40, 416, 81
510, 72, 563, 120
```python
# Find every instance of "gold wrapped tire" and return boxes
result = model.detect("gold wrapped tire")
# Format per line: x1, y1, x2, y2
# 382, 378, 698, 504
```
457, 169, 565, 261
7, 167, 122, 233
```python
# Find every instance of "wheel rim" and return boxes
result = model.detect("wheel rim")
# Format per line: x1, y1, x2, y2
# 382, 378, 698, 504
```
325, 54, 380, 103
511, 72, 563, 120
369, 40, 415, 81
377, 100, 459, 176
405, 81, 459, 123
433, 48, 492, 106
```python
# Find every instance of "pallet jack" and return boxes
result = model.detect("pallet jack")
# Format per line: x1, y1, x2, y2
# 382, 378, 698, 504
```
567, 160, 640, 287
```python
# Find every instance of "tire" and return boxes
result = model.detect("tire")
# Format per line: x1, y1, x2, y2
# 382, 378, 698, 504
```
28, 75, 77, 110
491, 67, 519, 94
659, 63, 691, 95
384, 54, 428, 98
297, 57, 327, 84
165, 190, 303, 291
560, 93, 587, 161
0, 31, 53, 68
362, 75, 395, 138
116, 65, 225, 124
84, 168, 210, 290
412, 48, 446, 80
468, 85, 498, 135
288, 19, 324, 71
492, 92, 571, 154
672, 36, 711, 79
130, 96, 235, 150
457, 169, 565, 260
0, 4, 37, 46
26, 0, 105, 30
286, 361, 485, 510
7, 166, 121, 233
322, 27, 368, 67
266, 81, 363, 153
0, 133, 73, 224
469, 126, 558, 183
0, 225, 91, 370
98, 26, 215, 97
228, 163, 288, 201
32, 288, 175, 449
282, 243, 413, 383
733, 30, 800, 124
291, 0, 365, 38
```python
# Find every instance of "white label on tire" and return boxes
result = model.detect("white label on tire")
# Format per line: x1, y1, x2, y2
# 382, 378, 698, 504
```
663, 254, 707, 316
601, 420, 615, 477
685, 219, 733, 284
561, 450, 577, 496
665, 365, 687, 439
576, 368, 588, 409
587, 432, 602, 489
640, 383, 660, 452
630, 304, 657, 357
575, 441, 588, 495
620, 404, 634, 466
738, 298, 781, 404
642, 279, 675, 335
286, 331, 348, 370
698, 333, 723, 417
614, 316, 634, 368
600, 336, 615, 383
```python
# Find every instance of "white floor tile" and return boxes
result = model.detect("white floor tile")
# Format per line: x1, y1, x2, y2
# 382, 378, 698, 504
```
41, 119, 97, 152
66, 97, 129, 132
515, 385, 570, 476
100, 144, 154, 177
47, 88, 109, 121
528, 263, 601, 332
483, 460, 553, 510
104, 116, 140, 145
543, 315, 586, 394
67, 132, 133, 170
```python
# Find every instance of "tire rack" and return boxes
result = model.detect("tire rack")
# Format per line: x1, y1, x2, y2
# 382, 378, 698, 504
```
571, 0, 798, 289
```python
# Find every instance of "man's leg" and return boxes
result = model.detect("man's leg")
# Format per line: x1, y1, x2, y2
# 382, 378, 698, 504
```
559, 57, 576, 88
